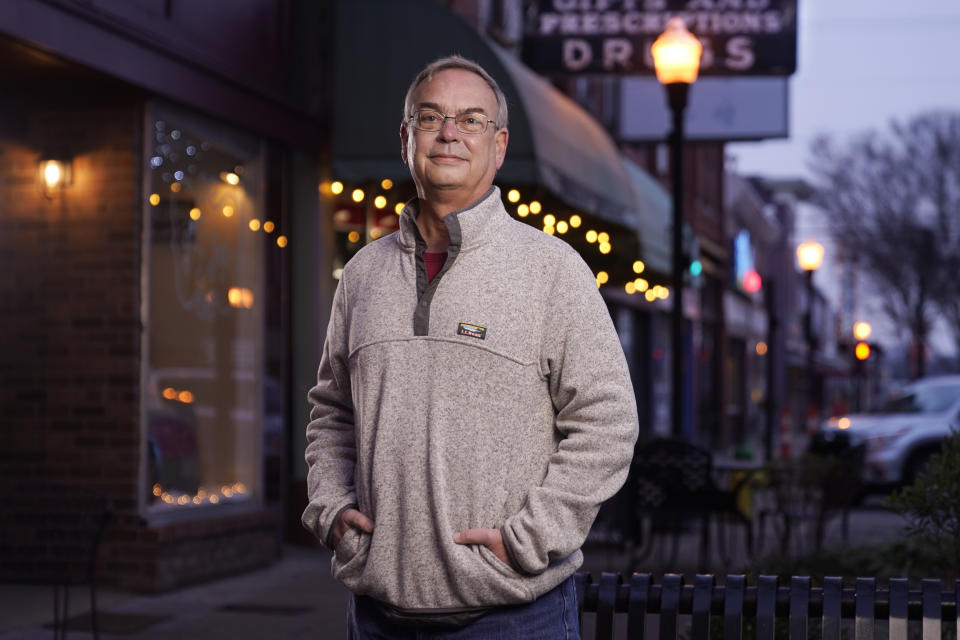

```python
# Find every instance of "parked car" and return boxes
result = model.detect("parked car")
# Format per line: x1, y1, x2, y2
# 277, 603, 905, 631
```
810, 375, 960, 490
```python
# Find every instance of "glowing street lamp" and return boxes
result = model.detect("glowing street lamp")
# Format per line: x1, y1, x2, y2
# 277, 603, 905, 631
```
652, 17, 702, 439
651, 18, 703, 85
796, 240, 825, 272
797, 239, 824, 428
853, 321, 872, 341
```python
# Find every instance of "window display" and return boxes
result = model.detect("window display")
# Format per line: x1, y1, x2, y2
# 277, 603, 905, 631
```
142, 103, 266, 514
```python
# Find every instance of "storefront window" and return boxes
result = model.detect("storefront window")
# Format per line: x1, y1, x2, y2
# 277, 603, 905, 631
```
142, 103, 266, 515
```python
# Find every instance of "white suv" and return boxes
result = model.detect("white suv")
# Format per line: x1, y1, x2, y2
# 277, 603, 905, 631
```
813, 375, 960, 488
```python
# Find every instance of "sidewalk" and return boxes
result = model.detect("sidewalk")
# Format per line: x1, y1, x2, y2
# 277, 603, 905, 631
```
0, 506, 907, 639
0, 546, 349, 639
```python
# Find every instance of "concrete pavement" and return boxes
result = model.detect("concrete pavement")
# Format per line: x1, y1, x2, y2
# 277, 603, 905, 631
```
0, 545, 349, 639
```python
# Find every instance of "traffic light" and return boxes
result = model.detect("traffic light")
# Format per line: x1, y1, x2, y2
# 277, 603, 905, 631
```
852, 341, 869, 379
742, 268, 762, 294
683, 230, 702, 287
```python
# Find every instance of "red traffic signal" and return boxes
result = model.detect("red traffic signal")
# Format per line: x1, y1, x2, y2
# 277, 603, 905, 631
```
743, 268, 762, 293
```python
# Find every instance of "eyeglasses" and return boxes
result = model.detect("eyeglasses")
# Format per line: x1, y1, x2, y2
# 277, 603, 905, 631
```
408, 109, 497, 135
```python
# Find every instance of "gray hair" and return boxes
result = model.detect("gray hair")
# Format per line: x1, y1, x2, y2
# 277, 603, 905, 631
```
403, 55, 508, 130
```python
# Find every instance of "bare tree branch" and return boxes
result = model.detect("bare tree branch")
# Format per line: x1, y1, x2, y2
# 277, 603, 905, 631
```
808, 111, 960, 377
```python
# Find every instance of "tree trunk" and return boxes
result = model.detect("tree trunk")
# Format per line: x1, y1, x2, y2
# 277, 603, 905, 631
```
956, 335, 960, 372
915, 260, 929, 379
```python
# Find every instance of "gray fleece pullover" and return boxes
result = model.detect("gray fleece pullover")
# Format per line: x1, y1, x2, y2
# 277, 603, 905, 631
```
302, 186, 638, 615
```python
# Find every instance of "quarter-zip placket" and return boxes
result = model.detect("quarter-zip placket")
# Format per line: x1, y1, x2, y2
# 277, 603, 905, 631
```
412, 214, 462, 336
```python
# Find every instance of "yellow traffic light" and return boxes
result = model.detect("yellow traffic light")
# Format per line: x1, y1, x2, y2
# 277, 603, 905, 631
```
855, 342, 871, 361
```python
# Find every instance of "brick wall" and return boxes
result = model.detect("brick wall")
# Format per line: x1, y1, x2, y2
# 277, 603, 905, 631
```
0, 94, 279, 592
0, 97, 143, 582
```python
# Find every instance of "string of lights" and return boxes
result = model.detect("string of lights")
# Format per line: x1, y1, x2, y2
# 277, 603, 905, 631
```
322, 178, 673, 301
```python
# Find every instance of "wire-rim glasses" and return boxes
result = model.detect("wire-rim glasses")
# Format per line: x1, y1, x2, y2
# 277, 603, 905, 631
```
409, 109, 497, 135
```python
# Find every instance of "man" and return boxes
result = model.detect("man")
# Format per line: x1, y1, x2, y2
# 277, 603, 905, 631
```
302, 55, 638, 638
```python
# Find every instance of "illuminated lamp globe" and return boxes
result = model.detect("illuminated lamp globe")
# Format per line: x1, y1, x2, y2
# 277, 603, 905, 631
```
853, 321, 872, 341
651, 18, 702, 85
42, 160, 63, 188
796, 240, 825, 272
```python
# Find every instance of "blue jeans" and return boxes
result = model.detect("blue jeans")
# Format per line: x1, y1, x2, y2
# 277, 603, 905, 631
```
346, 575, 580, 639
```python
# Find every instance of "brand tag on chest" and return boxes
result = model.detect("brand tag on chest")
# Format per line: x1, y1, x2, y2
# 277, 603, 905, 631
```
456, 322, 486, 340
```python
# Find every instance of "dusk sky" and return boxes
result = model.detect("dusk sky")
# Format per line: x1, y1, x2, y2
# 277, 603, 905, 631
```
728, 0, 960, 178
728, 0, 960, 356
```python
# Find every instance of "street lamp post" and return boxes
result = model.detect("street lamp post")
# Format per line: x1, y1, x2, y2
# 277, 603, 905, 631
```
652, 18, 702, 439
763, 278, 778, 463
852, 321, 872, 411
797, 240, 824, 431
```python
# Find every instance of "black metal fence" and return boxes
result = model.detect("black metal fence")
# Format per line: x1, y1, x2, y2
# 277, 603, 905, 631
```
576, 573, 960, 639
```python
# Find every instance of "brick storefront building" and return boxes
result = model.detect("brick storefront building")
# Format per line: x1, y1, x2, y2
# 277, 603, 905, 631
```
0, 1, 326, 591
1, 0, 723, 594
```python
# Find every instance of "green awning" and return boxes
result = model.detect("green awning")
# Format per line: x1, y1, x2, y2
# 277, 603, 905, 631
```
622, 157, 672, 275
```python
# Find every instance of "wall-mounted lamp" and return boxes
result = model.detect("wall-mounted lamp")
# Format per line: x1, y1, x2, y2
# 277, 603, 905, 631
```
39, 158, 73, 197
219, 171, 240, 186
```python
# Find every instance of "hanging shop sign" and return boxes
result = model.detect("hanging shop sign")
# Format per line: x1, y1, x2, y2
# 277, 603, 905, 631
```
522, 0, 797, 76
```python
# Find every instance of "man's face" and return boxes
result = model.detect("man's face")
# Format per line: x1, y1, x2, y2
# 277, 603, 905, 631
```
401, 68, 508, 207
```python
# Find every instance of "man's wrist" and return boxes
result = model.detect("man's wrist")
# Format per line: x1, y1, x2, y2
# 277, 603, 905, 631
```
499, 526, 533, 576
326, 503, 359, 549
